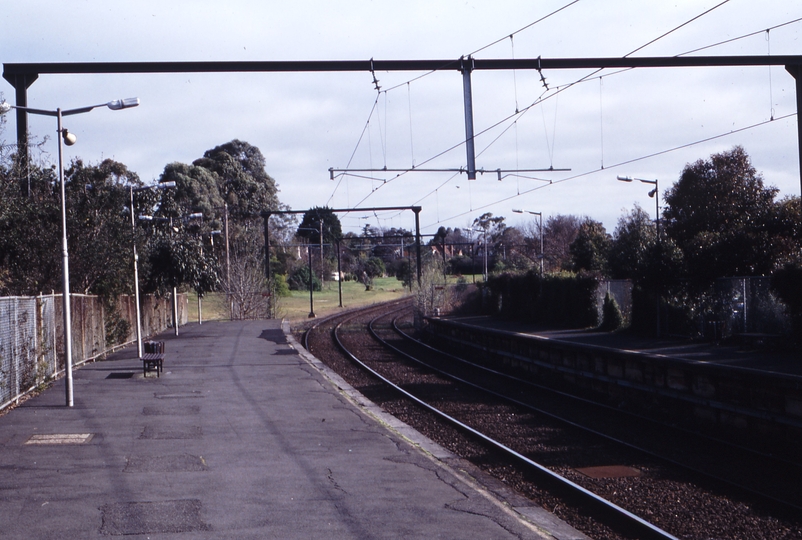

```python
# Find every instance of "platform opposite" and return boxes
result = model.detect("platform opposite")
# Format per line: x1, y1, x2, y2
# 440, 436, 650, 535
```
0, 320, 580, 539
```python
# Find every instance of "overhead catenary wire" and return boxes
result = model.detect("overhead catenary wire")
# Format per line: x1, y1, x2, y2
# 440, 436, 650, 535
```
333, 5, 800, 230
345, 0, 741, 210
625, 0, 731, 57
423, 111, 796, 232
676, 16, 802, 57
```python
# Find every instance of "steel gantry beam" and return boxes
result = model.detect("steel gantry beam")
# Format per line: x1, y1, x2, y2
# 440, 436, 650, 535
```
5, 55, 802, 191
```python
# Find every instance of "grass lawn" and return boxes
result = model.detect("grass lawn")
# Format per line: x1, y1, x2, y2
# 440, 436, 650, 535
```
185, 276, 414, 327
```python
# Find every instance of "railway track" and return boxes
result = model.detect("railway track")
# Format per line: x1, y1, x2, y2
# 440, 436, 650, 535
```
301, 299, 802, 540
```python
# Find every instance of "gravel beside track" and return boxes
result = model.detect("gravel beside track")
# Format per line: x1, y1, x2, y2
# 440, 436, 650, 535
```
300, 300, 802, 540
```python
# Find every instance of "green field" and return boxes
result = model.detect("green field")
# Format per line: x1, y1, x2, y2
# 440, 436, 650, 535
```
186, 276, 414, 326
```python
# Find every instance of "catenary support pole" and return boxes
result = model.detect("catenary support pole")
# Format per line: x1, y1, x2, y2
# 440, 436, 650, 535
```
786, 65, 802, 194
460, 56, 477, 180
336, 238, 343, 308
414, 207, 423, 286
263, 212, 271, 282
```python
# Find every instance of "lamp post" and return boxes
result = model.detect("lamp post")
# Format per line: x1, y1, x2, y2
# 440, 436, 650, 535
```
298, 228, 320, 318
0, 97, 139, 407
617, 175, 661, 337
139, 212, 203, 335
513, 209, 544, 275
198, 230, 222, 325
468, 227, 488, 282
130, 182, 175, 358
616, 176, 660, 241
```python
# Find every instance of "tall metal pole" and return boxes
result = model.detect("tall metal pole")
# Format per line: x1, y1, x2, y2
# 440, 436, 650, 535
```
336, 238, 343, 308
482, 228, 488, 282
57, 109, 74, 407
460, 56, 477, 180
308, 242, 315, 318
224, 202, 231, 290
173, 286, 179, 336
130, 186, 143, 359
786, 65, 802, 194
539, 213, 544, 276
319, 221, 324, 284
414, 207, 422, 286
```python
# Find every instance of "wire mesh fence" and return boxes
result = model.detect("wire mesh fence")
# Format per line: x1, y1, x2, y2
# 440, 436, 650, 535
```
0, 293, 186, 410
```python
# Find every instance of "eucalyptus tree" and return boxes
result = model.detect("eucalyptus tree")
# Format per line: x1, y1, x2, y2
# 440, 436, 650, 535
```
664, 146, 779, 284
569, 218, 611, 275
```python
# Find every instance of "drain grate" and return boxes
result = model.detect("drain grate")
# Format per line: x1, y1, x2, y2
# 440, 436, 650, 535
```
25, 433, 94, 445
106, 372, 135, 379
575, 465, 642, 479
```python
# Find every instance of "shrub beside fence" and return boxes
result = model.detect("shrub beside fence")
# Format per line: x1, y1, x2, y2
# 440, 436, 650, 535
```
0, 293, 186, 411
485, 272, 631, 329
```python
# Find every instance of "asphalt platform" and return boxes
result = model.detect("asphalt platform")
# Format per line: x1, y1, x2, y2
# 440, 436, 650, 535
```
0, 320, 587, 540
443, 315, 802, 376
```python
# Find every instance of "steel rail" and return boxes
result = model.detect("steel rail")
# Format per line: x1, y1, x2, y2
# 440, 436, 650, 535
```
327, 304, 680, 540
381, 312, 802, 514
392, 316, 802, 470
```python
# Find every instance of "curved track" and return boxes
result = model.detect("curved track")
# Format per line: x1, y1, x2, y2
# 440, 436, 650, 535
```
382, 311, 802, 512
302, 300, 802, 540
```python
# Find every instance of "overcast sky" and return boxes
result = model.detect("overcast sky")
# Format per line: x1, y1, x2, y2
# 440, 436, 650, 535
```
1, 0, 800, 236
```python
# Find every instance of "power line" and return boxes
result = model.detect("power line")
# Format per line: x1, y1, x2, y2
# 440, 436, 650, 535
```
677, 16, 802, 57
334, 8, 800, 212
468, 0, 582, 57
423, 112, 796, 232
625, 0, 731, 57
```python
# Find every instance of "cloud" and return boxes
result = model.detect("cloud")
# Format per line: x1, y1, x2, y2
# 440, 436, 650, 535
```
2, 0, 800, 235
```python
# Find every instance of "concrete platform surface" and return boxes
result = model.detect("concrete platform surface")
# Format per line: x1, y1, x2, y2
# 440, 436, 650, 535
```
0, 320, 585, 540
443, 315, 802, 376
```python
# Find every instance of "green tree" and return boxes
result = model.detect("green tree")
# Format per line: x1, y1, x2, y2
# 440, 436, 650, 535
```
144, 235, 219, 296
664, 146, 779, 283
159, 162, 225, 219
0, 159, 61, 295
570, 218, 611, 275
608, 205, 656, 280
193, 139, 280, 219
355, 255, 386, 290
65, 159, 142, 296
538, 214, 582, 272
297, 206, 343, 248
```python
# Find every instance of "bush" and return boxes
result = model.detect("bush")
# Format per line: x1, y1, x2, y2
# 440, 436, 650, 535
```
771, 263, 802, 343
599, 293, 624, 331
272, 274, 291, 297
288, 266, 321, 291
485, 271, 599, 328
104, 301, 131, 346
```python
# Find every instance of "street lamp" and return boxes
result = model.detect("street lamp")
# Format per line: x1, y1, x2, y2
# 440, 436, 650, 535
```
299, 227, 321, 318
513, 209, 544, 275
617, 175, 661, 337
616, 176, 660, 241
139, 212, 203, 335
467, 227, 488, 282
0, 97, 139, 407
130, 181, 175, 358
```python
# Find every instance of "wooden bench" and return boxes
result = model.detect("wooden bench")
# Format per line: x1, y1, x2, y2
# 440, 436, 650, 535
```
142, 341, 165, 377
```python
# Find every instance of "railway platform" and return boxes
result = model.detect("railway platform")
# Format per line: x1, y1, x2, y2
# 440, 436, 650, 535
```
0, 319, 583, 540
442, 315, 802, 376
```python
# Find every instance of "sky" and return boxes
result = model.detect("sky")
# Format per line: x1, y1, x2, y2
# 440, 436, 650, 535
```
1, 0, 800, 237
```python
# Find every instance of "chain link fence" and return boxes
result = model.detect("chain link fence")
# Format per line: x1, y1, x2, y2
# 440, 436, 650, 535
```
0, 293, 186, 410
705, 276, 791, 339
